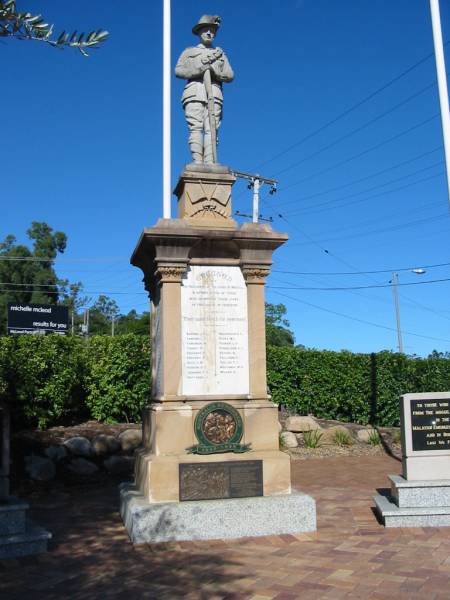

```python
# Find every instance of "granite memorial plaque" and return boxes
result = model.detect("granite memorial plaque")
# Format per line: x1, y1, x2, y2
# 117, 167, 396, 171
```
179, 460, 263, 501
181, 265, 249, 396
410, 398, 450, 451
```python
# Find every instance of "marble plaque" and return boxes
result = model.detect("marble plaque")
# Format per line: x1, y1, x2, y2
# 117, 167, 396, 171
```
179, 460, 263, 501
181, 266, 249, 395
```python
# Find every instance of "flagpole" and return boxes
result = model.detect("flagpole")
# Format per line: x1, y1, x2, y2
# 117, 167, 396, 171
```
430, 0, 450, 211
163, 0, 171, 218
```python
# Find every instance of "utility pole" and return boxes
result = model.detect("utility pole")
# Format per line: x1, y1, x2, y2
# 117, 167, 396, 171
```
391, 272, 404, 354
430, 0, 450, 211
232, 170, 277, 223
71, 308, 74, 336
112, 315, 115, 337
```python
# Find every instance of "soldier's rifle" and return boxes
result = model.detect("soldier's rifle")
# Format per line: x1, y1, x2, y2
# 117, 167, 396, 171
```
203, 61, 218, 163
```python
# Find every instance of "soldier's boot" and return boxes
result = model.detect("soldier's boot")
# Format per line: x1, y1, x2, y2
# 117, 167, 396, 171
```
188, 131, 204, 164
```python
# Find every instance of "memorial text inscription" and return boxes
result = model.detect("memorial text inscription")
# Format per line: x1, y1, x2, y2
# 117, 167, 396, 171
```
181, 266, 249, 395
411, 398, 450, 451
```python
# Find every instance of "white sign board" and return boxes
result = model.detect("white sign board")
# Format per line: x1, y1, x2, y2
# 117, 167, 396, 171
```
181, 266, 249, 396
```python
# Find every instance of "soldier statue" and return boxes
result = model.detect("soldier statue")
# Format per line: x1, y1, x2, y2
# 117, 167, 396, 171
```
175, 15, 234, 166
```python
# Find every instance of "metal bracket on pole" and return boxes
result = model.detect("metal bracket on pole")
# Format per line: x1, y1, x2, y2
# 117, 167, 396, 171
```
231, 170, 277, 223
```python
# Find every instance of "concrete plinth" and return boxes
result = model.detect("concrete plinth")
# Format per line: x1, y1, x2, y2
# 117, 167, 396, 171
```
120, 483, 316, 543
374, 474, 450, 528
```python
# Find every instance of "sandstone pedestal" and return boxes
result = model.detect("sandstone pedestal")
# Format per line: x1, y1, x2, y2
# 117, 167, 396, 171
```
121, 166, 316, 542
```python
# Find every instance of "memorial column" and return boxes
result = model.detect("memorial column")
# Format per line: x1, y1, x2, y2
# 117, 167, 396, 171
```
242, 266, 271, 400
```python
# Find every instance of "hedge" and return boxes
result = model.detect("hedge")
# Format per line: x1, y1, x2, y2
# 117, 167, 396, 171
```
0, 335, 150, 429
0, 335, 449, 429
267, 348, 450, 426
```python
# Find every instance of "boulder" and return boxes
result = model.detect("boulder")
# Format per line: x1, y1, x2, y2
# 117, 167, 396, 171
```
45, 445, 67, 462
103, 455, 135, 475
67, 458, 98, 476
277, 421, 283, 433
285, 416, 322, 433
64, 436, 92, 457
280, 431, 298, 448
92, 434, 121, 456
25, 455, 56, 482
357, 428, 378, 443
118, 429, 142, 453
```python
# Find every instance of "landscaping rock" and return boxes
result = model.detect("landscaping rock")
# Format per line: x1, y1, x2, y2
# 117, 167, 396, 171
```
64, 436, 92, 457
357, 428, 378, 443
67, 458, 98, 476
286, 416, 322, 433
118, 429, 142, 453
280, 431, 298, 448
44, 445, 67, 462
103, 455, 135, 475
25, 455, 56, 482
277, 421, 283, 433
92, 434, 120, 456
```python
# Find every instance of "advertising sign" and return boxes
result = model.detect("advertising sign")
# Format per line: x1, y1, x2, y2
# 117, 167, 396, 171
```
7, 303, 69, 335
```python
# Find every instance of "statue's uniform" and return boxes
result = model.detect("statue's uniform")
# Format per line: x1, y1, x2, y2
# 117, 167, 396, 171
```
175, 44, 234, 164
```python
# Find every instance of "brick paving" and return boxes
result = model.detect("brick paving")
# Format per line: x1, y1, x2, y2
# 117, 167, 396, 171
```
2, 454, 450, 599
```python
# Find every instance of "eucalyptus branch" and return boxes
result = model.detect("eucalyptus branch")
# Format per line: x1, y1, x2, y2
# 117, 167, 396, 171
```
0, 1, 108, 55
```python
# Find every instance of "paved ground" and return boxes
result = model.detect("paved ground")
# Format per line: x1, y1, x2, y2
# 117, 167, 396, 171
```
2, 453, 450, 599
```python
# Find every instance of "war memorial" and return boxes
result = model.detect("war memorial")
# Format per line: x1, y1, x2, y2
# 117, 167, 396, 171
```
120, 15, 317, 542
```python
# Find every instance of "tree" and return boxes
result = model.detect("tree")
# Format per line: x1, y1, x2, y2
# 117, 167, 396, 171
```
116, 310, 150, 336
265, 302, 295, 347
59, 280, 91, 334
0, 222, 67, 334
0, 1, 108, 55
88, 295, 120, 335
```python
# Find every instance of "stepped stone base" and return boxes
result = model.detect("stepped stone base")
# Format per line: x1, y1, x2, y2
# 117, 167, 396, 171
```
0, 496, 51, 558
374, 474, 450, 528
120, 483, 316, 543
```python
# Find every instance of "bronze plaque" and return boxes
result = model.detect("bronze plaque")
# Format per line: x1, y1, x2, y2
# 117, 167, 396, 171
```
179, 460, 263, 501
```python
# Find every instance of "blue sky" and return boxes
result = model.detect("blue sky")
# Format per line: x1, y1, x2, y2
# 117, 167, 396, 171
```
2, 0, 450, 356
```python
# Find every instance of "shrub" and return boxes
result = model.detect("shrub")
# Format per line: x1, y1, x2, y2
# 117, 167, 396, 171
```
333, 429, 353, 447
7, 335, 85, 429
84, 334, 151, 423
303, 429, 323, 448
368, 430, 382, 446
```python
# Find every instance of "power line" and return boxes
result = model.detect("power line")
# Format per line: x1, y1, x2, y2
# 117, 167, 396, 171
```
275, 113, 439, 192
275, 146, 442, 206
281, 171, 445, 219
273, 82, 436, 179
253, 46, 443, 172
270, 290, 450, 345
279, 160, 444, 214
0, 288, 147, 296
285, 212, 448, 246
268, 277, 450, 291
0, 256, 126, 262
273, 261, 450, 276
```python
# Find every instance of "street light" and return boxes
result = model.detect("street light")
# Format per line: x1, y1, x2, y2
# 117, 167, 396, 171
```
391, 269, 426, 353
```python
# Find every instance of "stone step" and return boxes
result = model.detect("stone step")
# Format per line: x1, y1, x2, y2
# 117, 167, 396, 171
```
374, 493, 450, 528
389, 474, 450, 508
0, 497, 29, 536
0, 521, 51, 559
